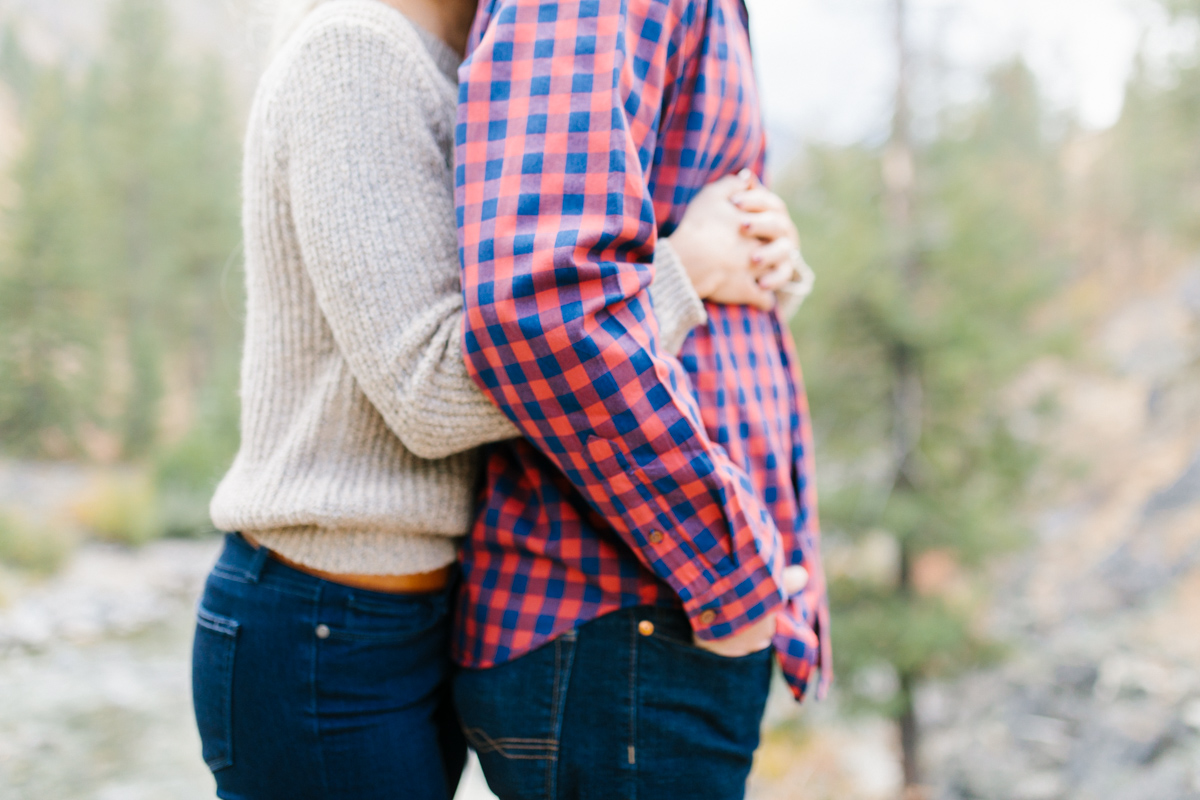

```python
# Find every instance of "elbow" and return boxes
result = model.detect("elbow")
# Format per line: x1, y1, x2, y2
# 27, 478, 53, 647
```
386, 406, 462, 461
402, 437, 459, 462
394, 421, 462, 461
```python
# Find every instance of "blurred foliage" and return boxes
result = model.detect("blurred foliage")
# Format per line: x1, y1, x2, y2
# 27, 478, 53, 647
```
1099, 43, 1200, 246
71, 473, 161, 547
786, 61, 1067, 714
0, 511, 75, 575
1163, 0, 1200, 19
788, 0, 1200, 738
0, 0, 242, 542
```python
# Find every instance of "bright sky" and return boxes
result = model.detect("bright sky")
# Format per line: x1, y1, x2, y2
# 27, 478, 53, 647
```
747, 0, 1193, 147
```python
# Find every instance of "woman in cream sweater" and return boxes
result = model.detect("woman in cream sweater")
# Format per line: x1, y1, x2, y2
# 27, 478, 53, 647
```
190, 0, 807, 797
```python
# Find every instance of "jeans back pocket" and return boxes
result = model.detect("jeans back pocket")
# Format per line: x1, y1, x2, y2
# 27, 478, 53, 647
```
192, 606, 239, 772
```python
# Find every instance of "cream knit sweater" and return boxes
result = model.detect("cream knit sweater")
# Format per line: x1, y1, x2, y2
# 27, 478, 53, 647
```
209, 0, 708, 575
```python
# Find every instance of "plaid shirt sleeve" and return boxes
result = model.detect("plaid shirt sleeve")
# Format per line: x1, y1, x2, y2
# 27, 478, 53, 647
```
456, 0, 787, 640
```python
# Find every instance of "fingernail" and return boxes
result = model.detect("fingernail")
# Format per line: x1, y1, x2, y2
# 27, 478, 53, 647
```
740, 221, 752, 231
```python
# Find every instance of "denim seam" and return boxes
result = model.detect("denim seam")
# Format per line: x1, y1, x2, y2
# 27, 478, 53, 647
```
195, 606, 238, 772
547, 631, 577, 800
311, 582, 330, 798
209, 566, 318, 600
628, 613, 638, 794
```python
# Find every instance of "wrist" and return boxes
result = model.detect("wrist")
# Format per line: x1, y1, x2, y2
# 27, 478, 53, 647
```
663, 234, 716, 299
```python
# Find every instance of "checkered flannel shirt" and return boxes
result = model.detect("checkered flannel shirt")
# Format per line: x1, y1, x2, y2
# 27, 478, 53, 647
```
454, 0, 831, 700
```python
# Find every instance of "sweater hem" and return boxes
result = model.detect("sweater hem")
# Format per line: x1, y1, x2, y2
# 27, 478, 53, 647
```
248, 526, 459, 576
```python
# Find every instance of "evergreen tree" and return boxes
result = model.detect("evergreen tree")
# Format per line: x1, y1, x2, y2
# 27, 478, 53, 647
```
0, 0, 242, 518
786, 43, 1062, 800
83, 0, 183, 456
0, 69, 101, 456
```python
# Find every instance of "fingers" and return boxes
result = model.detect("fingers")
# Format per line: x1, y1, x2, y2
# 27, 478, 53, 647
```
693, 609, 778, 657
699, 173, 752, 201
692, 566, 811, 659
730, 187, 786, 213
714, 276, 777, 312
751, 238, 797, 276
783, 565, 810, 596
740, 210, 796, 243
737, 168, 762, 189
756, 255, 795, 292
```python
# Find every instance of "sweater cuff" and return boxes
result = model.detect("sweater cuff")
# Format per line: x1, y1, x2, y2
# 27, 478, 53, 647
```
649, 238, 708, 355
776, 258, 817, 321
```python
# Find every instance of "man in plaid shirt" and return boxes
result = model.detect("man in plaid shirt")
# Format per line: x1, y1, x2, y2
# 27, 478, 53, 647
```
452, 0, 829, 794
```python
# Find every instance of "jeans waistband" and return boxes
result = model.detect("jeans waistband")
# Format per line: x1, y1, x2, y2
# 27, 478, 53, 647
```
212, 533, 329, 598
587, 604, 696, 647
214, 533, 459, 605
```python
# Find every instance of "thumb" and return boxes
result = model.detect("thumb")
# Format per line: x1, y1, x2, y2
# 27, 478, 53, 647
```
782, 565, 809, 596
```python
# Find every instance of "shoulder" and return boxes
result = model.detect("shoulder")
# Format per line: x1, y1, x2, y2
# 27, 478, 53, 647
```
263, 0, 437, 107
294, 0, 423, 52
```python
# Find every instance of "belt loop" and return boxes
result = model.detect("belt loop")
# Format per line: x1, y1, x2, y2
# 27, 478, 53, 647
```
244, 539, 270, 583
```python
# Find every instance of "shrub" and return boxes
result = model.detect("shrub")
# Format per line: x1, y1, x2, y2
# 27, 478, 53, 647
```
0, 511, 76, 574
71, 473, 161, 546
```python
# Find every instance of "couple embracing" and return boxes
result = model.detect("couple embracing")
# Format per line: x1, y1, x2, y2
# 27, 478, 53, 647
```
191, 0, 830, 796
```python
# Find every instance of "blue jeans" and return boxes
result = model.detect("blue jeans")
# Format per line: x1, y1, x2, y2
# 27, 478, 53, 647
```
191, 534, 465, 800
454, 606, 773, 800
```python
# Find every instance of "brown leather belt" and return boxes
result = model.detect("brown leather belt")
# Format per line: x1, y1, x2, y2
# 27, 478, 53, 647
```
242, 534, 453, 595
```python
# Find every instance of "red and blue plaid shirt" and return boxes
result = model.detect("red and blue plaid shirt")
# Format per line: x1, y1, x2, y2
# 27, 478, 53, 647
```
454, 0, 830, 700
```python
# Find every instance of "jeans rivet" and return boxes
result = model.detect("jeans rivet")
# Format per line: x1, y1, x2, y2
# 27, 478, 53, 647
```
638, 620, 655, 636
315, 624, 331, 639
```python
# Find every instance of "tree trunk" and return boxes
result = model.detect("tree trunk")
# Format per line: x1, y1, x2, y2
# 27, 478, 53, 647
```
886, 2, 926, 797
899, 672, 922, 791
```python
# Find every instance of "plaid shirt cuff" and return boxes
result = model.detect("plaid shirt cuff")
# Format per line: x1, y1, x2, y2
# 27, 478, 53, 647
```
679, 543, 787, 641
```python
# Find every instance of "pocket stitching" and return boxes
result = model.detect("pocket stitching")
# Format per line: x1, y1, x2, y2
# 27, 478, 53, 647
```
197, 607, 239, 637
194, 606, 238, 772
462, 726, 559, 760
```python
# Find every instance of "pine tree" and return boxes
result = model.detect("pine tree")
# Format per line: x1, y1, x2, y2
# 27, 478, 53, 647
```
785, 8, 1063, 793
82, 0, 182, 457
0, 68, 102, 456
0, 0, 242, 505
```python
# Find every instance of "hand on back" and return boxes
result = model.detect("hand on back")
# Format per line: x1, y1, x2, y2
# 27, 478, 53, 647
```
666, 169, 803, 312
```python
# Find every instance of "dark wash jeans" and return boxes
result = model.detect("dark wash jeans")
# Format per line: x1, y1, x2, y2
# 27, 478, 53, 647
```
191, 533, 465, 800
454, 606, 773, 800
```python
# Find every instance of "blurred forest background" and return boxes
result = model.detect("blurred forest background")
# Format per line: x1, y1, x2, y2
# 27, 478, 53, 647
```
1, 0, 1199, 799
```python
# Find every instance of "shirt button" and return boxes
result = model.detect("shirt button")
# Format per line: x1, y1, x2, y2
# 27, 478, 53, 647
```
638, 620, 655, 636
699, 609, 717, 626
648, 531, 664, 545
315, 624, 331, 639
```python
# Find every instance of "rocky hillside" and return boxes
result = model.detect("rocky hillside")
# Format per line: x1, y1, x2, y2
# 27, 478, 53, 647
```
918, 259, 1200, 800
749, 249, 1200, 800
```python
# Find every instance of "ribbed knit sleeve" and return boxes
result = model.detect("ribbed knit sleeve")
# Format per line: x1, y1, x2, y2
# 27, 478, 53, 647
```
279, 19, 520, 461
648, 238, 708, 356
